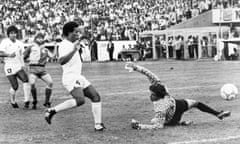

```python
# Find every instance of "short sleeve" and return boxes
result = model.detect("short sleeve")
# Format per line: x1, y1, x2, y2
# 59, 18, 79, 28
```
58, 41, 73, 58
19, 41, 25, 52
0, 39, 7, 52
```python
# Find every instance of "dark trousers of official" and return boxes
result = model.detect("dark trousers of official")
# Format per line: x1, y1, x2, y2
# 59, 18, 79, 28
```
176, 49, 182, 60
188, 46, 194, 58
109, 51, 114, 61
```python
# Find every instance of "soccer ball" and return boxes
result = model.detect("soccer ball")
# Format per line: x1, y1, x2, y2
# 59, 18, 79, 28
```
220, 84, 238, 100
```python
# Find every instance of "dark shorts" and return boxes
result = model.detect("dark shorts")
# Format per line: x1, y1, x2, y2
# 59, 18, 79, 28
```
165, 99, 188, 126
29, 65, 47, 78
7, 69, 29, 90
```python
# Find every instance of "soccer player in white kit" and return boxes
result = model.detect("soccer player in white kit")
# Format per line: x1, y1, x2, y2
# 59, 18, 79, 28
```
0, 25, 30, 108
45, 21, 105, 131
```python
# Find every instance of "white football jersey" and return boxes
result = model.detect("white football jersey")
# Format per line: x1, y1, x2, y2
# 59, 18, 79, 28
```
58, 39, 82, 78
0, 38, 25, 75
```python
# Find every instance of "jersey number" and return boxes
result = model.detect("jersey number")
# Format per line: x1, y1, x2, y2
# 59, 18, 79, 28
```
76, 80, 81, 86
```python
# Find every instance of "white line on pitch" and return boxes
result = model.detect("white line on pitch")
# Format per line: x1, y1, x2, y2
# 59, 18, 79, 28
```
169, 135, 240, 144
0, 84, 220, 103
57, 84, 219, 99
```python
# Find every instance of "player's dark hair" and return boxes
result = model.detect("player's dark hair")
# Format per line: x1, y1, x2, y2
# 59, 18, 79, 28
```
149, 83, 168, 98
7, 25, 18, 37
62, 21, 79, 37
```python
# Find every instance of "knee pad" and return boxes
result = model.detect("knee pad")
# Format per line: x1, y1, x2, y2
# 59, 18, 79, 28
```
74, 96, 85, 106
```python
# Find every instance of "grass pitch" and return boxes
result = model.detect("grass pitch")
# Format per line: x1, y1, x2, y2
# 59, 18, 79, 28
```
1, 60, 240, 144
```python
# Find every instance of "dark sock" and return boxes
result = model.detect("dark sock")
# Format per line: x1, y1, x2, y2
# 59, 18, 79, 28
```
31, 86, 37, 104
45, 88, 52, 104
196, 102, 220, 116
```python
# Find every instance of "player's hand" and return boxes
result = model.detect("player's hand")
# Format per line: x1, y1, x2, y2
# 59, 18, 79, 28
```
74, 40, 81, 51
8, 52, 16, 58
154, 124, 164, 129
179, 120, 193, 126
125, 62, 136, 72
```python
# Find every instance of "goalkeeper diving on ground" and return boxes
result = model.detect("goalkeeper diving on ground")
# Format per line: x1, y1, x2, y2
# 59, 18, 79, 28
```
124, 62, 231, 130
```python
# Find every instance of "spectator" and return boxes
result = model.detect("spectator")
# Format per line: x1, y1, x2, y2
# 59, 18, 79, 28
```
230, 48, 239, 60
187, 35, 194, 58
142, 41, 152, 60
107, 40, 114, 61
0, 0, 213, 41
90, 37, 98, 61
201, 36, 208, 58
175, 36, 183, 60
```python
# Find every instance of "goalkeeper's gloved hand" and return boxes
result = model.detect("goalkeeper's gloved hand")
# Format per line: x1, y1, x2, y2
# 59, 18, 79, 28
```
125, 62, 137, 72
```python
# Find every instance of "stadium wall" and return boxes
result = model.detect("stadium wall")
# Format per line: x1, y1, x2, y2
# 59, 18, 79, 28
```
170, 10, 216, 30
96, 41, 136, 61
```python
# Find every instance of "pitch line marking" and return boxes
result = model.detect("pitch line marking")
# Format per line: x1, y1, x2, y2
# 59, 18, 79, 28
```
169, 135, 240, 144
0, 84, 220, 103
57, 84, 219, 99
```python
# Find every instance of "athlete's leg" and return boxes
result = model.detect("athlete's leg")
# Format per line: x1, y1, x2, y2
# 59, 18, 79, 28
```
29, 73, 38, 109
41, 73, 53, 107
165, 99, 189, 126
17, 69, 30, 107
55, 87, 85, 112
186, 99, 230, 120
45, 87, 85, 124
84, 85, 105, 131
6, 74, 19, 108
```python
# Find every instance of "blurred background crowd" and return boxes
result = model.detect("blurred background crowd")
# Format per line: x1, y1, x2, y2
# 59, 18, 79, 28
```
0, 0, 239, 42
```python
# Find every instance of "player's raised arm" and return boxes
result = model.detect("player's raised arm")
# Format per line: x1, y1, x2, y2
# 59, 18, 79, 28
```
125, 62, 160, 84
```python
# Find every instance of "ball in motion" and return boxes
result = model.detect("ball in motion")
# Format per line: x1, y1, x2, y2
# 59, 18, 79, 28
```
220, 84, 238, 100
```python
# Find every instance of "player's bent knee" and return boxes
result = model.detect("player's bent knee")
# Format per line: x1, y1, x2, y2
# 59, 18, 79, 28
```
9, 88, 16, 95
91, 93, 101, 102
11, 83, 18, 91
83, 86, 101, 102
74, 96, 85, 106
47, 83, 53, 88
185, 99, 198, 109
31, 84, 36, 89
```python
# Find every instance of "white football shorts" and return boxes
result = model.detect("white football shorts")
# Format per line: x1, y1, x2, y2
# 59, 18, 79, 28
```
4, 64, 22, 76
62, 74, 91, 92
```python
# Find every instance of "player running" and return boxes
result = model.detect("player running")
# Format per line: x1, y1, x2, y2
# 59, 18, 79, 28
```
24, 32, 54, 109
125, 62, 231, 130
0, 25, 30, 108
44, 21, 106, 131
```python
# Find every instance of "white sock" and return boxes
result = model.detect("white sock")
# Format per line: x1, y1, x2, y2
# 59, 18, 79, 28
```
92, 102, 102, 125
23, 83, 30, 102
9, 88, 16, 103
54, 98, 77, 112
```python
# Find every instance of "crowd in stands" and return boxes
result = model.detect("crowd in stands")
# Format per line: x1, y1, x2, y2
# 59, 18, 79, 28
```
1, 0, 239, 42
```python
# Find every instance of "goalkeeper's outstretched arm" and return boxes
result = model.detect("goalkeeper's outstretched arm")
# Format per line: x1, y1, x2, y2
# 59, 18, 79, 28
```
125, 62, 160, 84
